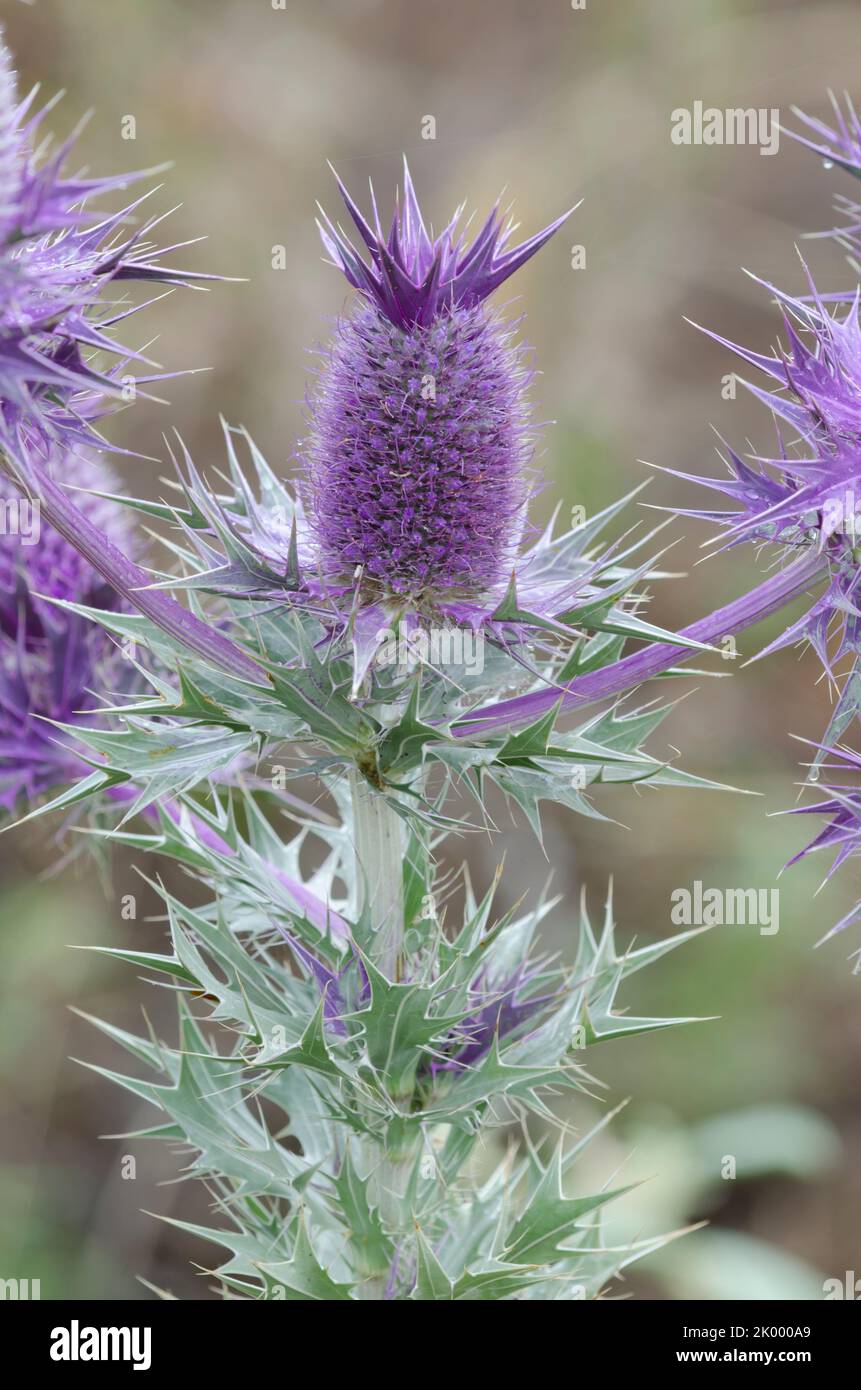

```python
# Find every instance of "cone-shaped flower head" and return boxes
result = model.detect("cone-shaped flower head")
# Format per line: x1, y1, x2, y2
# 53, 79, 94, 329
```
0, 454, 131, 810
301, 163, 574, 602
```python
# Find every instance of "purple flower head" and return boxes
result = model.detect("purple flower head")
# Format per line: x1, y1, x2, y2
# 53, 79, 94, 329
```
0, 453, 131, 810
659, 274, 861, 676
0, 26, 215, 457
141, 159, 649, 700
299, 164, 574, 603
301, 299, 533, 597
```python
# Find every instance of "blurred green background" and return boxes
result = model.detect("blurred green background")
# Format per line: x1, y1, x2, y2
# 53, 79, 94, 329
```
2, 0, 861, 1300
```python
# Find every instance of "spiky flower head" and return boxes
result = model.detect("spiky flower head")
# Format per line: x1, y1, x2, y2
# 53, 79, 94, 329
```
0, 454, 130, 810
129, 173, 680, 706
300, 164, 574, 604
0, 25, 212, 459
666, 274, 861, 676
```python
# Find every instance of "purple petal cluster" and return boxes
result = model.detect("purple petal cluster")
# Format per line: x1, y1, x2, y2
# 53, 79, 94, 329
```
666, 278, 861, 672
0, 30, 261, 693
430, 962, 551, 1073
286, 921, 551, 1066
283, 931, 369, 1034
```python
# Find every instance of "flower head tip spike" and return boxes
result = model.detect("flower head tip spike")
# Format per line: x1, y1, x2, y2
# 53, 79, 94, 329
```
318, 158, 578, 329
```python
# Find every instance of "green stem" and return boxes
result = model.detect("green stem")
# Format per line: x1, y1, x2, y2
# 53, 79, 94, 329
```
348, 772, 416, 1298
349, 768, 405, 978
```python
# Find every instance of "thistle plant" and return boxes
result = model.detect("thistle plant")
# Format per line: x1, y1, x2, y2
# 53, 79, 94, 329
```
4, 25, 861, 1298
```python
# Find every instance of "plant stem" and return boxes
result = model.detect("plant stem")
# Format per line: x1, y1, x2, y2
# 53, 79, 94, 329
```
456, 549, 828, 734
349, 768, 405, 978
348, 771, 412, 1299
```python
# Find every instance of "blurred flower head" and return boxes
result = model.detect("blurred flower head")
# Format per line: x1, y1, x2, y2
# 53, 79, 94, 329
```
669, 276, 861, 676
0, 454, 130, 810
0, 25, 213, 463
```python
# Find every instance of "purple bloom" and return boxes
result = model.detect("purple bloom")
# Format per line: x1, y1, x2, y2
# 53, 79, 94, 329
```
282, 931, 369, 1034
646, 275, 861, 676
301, 300, 532, 596
137, 165, 690, 697
279, 919, 551, 1066
699, 276, 861, 451
0, 26, 216, 457
301, 164, 574, 603
0, 453, 131, 809
0, 29, 260, 691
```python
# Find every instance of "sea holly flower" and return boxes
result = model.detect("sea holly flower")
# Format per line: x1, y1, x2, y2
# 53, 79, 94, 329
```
61, 164, 740, 818
0, 454, 132, 809
306, 162, 574, 597
13, 162, 827, 756
428, 959, 556, 1074
149, 168, 652, 689
648, 277, 861, 683
23, 164, 751, 845
0, 27, 260, 690
0, 24, 216, 458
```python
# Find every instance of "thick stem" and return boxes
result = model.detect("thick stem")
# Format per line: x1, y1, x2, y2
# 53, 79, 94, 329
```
456, 550, 828, 735
349, 772, 411, 1299
349, 769, 405, 979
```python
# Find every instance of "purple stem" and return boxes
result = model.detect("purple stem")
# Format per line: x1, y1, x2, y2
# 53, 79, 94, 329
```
456, 550, 827, 736
26, 458, 266, 685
